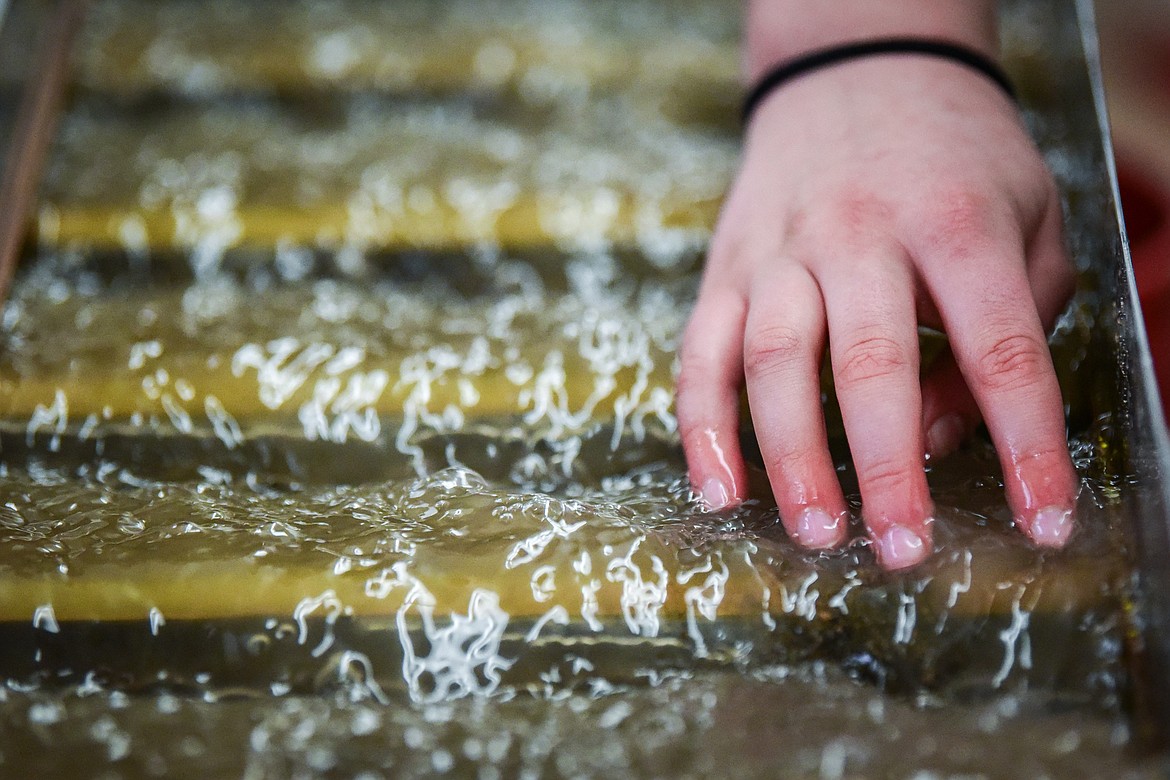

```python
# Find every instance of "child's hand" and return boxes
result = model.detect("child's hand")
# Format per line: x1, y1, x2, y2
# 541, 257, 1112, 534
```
677, 55, 1077, 569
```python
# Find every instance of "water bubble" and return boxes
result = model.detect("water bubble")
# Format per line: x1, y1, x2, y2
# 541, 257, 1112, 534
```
32, 605, 60, 634
28, 701, 64, 725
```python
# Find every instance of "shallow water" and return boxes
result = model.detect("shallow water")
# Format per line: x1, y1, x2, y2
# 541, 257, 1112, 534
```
0, 257, 1132, 708
0, 254, 1145, 775
0, 0, 1162, 777
0, 669, 1160, 780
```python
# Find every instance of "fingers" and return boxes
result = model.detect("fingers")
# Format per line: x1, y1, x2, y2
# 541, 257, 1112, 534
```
742, 264, 849, 549
917, 212, 1077, 548
677, 286, 749, 510
821, 248, 933, 570
922, 197, 1073, 463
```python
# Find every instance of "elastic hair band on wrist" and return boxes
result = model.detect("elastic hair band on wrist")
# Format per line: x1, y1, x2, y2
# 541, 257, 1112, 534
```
742, 38, 1016, 126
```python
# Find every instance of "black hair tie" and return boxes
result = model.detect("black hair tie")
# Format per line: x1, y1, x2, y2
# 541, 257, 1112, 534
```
742, 38, 1017, 127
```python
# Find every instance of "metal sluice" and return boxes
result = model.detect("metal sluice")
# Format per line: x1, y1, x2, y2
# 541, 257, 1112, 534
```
1, 0, 1169, 773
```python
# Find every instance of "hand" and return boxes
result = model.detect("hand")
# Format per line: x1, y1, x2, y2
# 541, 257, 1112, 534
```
677, 55, 1078, 569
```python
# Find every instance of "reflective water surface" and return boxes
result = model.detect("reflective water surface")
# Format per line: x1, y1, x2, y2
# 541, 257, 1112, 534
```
0, 0, 1165, 777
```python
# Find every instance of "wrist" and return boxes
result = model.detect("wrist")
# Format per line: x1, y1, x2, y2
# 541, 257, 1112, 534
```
744, 0, 999, 81
742, 39, 1016, 126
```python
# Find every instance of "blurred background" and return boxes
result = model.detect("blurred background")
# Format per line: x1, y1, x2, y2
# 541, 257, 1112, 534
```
1098, 0, 1170, 417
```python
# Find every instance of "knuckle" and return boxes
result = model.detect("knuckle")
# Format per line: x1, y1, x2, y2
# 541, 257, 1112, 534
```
834, 189, 889, 229
679, 310, 734, 376
675, 401, 712, 455
793, 188, 891, 250
1015, 444, 1073, 468
764, 446, 807, 482
919, 189, 994, 257
677, 334, 709, 377
972, 332, 1050, 394
674, 360, 715, 427
783, 208, 809, 245
675, 337, 739, 438
673, 370, 700, 415
858, 456, 919, 499
835, 335, 911, 388
743, 324, 806, 380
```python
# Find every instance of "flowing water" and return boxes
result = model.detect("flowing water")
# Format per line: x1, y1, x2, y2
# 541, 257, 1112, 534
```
0, 0, 1164, 777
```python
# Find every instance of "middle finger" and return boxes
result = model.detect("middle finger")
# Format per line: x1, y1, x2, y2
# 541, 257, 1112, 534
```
820, 247, 933, 569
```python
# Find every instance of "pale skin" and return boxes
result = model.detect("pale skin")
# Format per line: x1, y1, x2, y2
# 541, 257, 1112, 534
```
677, 0, 1079, 570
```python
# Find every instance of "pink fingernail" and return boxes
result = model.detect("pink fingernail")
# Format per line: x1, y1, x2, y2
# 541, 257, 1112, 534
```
794, 507, 844, 549
701, 477, 731, 510
1028, 505, 1073, 547
875, 526, 930, 570
926, 414, 965, 459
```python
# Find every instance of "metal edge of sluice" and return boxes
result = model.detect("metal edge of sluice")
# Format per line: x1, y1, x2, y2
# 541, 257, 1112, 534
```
1075, 0, 1170, 754
0, 0, 86, 305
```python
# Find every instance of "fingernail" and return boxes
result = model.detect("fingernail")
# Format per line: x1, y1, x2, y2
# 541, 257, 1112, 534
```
926, 414, 966, 459
1028, 505, 1073, 547
794, 507, 844, 549
875, 526, 930, 570
701, 477, 731, 510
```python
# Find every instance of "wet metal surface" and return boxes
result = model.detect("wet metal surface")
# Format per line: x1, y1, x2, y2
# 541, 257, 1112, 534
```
0, 0, 1167, 776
